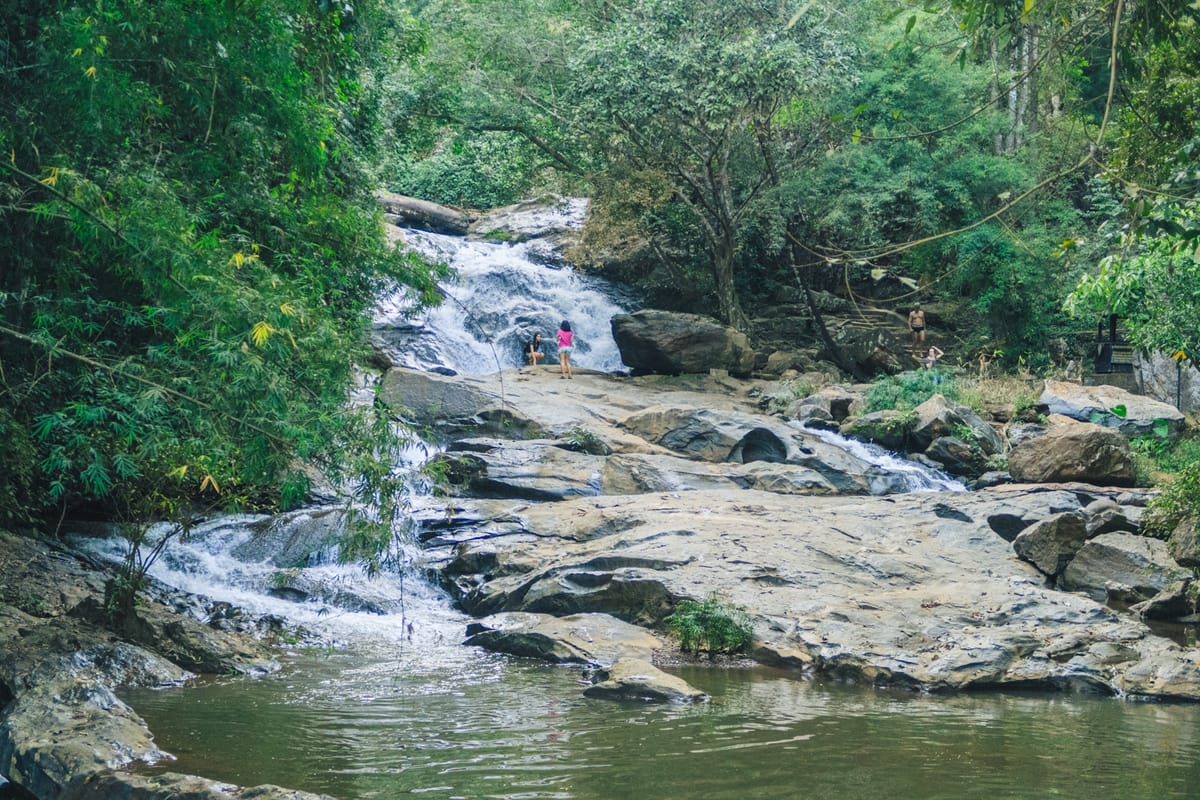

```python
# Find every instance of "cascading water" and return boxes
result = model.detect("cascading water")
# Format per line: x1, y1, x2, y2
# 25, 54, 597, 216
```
373, 228, 635, 375
797, 423, 967, 492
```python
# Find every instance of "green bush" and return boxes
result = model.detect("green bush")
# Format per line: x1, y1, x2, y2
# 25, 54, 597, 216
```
864, 370, 959, 413
1145, 458, 1200, 538
667, 594, 754, 655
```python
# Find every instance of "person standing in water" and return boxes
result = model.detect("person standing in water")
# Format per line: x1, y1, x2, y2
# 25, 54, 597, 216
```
556, 320, 574, 379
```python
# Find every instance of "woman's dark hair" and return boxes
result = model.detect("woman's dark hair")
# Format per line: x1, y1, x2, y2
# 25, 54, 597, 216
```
560, 320, 572, 332
532, 332, 541, 342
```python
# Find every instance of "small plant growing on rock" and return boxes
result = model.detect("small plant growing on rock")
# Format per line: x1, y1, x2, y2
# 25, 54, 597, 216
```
561, 426, 610, 455
667, 594, 754, 655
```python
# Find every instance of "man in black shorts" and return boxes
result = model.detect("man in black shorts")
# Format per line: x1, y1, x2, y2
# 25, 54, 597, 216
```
908, 303, 926, 357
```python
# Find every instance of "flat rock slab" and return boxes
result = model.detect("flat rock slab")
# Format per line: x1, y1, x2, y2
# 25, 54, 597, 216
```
464, 612, 665, 666
423, 486, 1200, 699
583, 657, 708, 703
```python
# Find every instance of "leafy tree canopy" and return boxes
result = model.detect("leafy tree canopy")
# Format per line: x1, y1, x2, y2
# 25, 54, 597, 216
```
0, 0, 442, 551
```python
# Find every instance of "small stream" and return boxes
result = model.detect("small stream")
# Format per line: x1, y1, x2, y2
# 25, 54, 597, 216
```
94, 221, 1200, 799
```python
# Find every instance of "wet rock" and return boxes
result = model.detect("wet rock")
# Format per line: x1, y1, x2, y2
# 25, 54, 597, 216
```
0, 679, 167, 800
1008, 415, 1136, 486
839, 410, 911, 452
1060, 533, 1192, 603
583, 658, 707, 703
379, 367, 545, 437
611, 310, 755, 376
233, 507, 348, 567
1012, 512, 1089, 577
468, 196, 587, 247
464, 612, 664, 666
61, 770, 339, 799
925, 436, 988, 479
1130, 580, 1196, 621
910, 394, 1003, 455
1040, 379, 1185, 440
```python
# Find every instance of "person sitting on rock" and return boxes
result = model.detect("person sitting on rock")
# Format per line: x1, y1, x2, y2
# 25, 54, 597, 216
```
527, 332, 545, 366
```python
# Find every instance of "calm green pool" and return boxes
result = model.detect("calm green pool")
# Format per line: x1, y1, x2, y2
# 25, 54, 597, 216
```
122, 636, 1200, 800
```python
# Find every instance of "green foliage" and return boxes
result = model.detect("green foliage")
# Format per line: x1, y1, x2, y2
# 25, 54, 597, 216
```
0, 1, 442, 589
1145, 461, 1200, 538
561, 426, 610, 456
390, 130, 547, 210
864, 370, 960, 413
666, 594, 754, 655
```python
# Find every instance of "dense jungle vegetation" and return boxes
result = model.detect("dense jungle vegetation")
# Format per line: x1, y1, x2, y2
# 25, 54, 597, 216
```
2, 0, 1200, 536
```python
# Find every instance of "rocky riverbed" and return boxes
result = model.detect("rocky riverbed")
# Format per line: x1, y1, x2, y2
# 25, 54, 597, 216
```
2, 363, 1198, 799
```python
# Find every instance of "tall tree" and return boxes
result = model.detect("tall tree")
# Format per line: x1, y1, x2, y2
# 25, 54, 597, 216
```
562, 0, 854, 333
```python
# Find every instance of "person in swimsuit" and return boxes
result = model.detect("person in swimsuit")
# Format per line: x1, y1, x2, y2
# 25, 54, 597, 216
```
556, 320, 574, 379
923, 344, 944, 384
908, 303, 927, 356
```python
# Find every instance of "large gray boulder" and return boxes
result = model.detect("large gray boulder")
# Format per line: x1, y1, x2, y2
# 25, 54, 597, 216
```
1167, 516, 1200, 567
1012, 512, 1089, 577
1008, 415, 1136, 486
910, 394, 1003, 455
468, 196, 587, 244
611, 310, 755, 376
1059, 532, 1193, 603
434, 438, 606, 501
1041, 379, 1185, 439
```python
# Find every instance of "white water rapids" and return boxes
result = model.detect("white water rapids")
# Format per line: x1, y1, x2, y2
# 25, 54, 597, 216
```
374, 227, 634, 374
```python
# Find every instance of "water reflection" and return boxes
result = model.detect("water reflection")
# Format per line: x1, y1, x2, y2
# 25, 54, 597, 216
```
124, 645, 1200, 800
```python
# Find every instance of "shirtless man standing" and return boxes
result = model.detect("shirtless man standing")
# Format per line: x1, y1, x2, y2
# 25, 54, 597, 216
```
908, 303, 926, 356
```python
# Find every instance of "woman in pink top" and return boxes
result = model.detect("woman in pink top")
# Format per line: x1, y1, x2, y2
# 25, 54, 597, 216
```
556, 320, 574, 379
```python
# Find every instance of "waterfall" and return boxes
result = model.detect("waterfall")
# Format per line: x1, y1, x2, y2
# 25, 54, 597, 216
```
374, 229, 635, 375
797, 423, 967, 492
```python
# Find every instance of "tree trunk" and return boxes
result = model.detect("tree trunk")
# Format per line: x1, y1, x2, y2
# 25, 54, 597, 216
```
712, 236, 752, 334
788, 239, 866, 380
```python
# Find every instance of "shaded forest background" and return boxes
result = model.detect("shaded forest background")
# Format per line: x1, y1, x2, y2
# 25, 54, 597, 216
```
3, 0, 1200, 532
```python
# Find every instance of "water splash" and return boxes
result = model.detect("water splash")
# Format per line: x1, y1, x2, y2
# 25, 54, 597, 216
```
796, 423, 966, 493
374, 229, 635, 374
